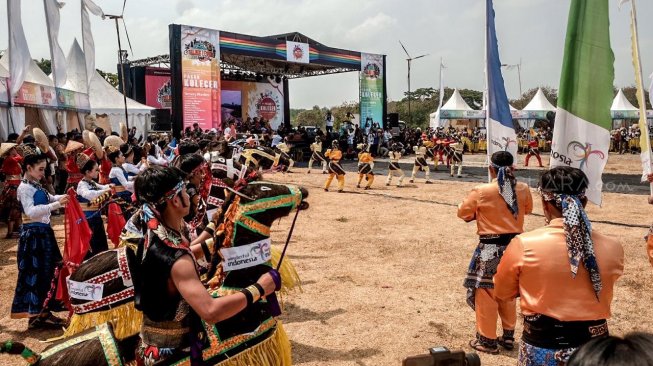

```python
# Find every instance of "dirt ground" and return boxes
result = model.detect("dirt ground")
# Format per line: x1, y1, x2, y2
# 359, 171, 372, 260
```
2, 153, 653, 366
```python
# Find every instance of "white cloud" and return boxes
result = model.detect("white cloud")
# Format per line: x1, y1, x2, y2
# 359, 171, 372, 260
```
345, 13, 398, 43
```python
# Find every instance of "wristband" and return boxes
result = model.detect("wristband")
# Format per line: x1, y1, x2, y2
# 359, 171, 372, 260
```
240, 288, 253, 305
246, 285, 261, 303
253, 283, 265, 297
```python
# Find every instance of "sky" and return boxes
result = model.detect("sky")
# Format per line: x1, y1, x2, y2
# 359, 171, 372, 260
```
1, 0, 652, 109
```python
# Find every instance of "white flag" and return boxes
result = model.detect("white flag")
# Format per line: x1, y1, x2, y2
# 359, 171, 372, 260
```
7, 0, 32, 97
81, 0, 104, 89
44, 0, 67, 87
436, 59, 445, 129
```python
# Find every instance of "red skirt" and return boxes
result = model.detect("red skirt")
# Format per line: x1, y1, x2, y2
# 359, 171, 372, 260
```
0, 184, 21, 222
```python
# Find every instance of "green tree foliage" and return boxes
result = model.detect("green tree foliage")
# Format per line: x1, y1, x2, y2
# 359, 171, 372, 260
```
36, 58, 51, 76
96, 69, 119, 88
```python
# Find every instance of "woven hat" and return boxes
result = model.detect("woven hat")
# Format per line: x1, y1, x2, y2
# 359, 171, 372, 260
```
88, 132, 104, 159
33, 128, 49, 152
120, 122, 128, 142
76, 152, 93, 171
65, 140, 85, 153
103, 135, 123, 149
0, 143, 17, 157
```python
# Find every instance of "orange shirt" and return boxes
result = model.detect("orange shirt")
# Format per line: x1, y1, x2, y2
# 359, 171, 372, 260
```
326, 149, 342, 161
358, 152, 373, 164
457, 179, 533, 235
494, 218, 624, 322
647, 232, 653, 267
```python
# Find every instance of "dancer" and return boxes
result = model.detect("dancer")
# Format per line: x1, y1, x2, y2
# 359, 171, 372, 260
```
448, 138, 464, 178
525, 136, 544, 167
324, 140, 345, 192
356, 143, 375, 190
495, 166, 624, 364
386, 142, 405, 187
457, 151, 533, 354
12, 145, 69, 328
0, 143, 23, 238
76, 153, 112, 259
410, 140, 432, 184
307, 136, 327, 174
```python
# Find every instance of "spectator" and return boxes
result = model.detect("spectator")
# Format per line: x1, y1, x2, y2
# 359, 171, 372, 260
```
567, 333, 653, 366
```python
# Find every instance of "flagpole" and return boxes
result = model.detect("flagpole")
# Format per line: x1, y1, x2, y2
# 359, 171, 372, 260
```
630, 0, 653, 195
484, 0, 492, 182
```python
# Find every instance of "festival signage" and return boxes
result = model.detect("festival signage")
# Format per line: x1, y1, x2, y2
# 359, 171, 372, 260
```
510, 110, 548, 120
222, 79, 285, 130
13, 82, 58, 109
56, 88, 91, 112
439, 109, 486, 120
145, 67, 172, 109
360, 53, 385, 128
286, 41, 310, 64
180, 25, 221, 130
0, 77, 8, 106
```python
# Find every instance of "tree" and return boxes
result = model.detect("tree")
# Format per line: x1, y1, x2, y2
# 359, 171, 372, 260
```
619, 85, 652, 109
36, 58, 51, 75
97, 69, 119, 88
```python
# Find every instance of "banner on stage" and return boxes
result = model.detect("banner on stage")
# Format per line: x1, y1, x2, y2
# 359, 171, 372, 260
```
145, 67, 172, 109
360, 53, 384, 128
286, 41, 310, 64
180, 25, 221, 131
222, 79, 285, 130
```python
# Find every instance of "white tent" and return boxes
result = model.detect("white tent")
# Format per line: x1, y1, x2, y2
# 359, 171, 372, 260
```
523, 88, 556, 111
0, 63, 11, 139
610, 89, 637, 111
429, 89, 475, 128
64, 41, 152, 136
0, 52, 59, 136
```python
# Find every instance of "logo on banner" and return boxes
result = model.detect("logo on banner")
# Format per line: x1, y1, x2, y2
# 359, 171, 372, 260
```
67, 278, 104, 301
491, 136, 516, 151
567, 141, 605, 170
255, 91, 281, 120
363, 62, 381, 80
293, 45, 304, 61
220, 239, 272, 272
157, 80, 172, 108
183, 39, 216, 61
286, 41, 309, 64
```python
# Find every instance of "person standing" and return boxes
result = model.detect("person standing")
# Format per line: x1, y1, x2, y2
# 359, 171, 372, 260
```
307, 136, 327, 174
76, 154, 112, 259
0, 143, 24, 238
12, 145, 69, 328
325, 111, 334, 134
409, 140, 432, 184
324, 140, 345, 192
386, 142, 405, 187
457, 151, 533, 354
356, 143, 375, 190
494, 166, 624, 364
525, 136, 544, 167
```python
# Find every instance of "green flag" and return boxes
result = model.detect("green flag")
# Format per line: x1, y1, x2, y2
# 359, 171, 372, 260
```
550, 0, 615, 205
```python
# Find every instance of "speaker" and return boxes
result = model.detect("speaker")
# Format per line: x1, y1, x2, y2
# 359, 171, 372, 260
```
150, 108, 171, 131
387, 113, 399, 128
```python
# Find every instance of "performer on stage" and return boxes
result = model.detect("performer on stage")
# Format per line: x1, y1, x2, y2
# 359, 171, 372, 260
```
324, 140, 346, 192
386, 142, 405, 187
494, 166, 624, 364
525, 137, 544, 167
448, 138, 464, 178
132, 167, 279, 366
410, 140, 432, 184
457, 151, 533, 354
76, 153, 112, 259
356, 143, 375, 190
307, 136, 327, 174
0, 143, 24, 238
12, 145, 69, 328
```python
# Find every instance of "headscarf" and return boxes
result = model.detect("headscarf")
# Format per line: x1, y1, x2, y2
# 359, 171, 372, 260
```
491, 162, 518, 217
539, 188, 602, 298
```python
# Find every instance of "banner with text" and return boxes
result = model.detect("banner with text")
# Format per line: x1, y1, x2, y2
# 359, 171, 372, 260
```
180, 25, 221, 131
145, 67, 172, 109
360, 53, 384, 128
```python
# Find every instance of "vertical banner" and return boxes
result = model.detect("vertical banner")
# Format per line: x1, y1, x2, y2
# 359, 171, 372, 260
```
360, 53, 385, 128
180, 25, 221, 131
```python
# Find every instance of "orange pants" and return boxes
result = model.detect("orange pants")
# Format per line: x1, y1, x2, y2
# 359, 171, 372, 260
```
475, 288, 516, 340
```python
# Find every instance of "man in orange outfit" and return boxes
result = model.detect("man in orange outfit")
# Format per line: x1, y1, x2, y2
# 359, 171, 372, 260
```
356, 143, 374, 190
324, 140, 345, 192
457, 151, 533, 354
494, 166, 623, 364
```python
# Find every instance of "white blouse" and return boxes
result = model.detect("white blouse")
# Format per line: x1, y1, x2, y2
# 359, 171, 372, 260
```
76, 180, 111, 201
109, 166, 135, 192
147, 155, 168, 167
17, 181, 65, 225
123, 162, 146, 176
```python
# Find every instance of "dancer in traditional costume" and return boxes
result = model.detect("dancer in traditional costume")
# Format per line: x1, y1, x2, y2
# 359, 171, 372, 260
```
131, 167, 280, 366
448, 139, 464, 178
12, 145, 69, 328
434, 137, 446, 170
386, 142, 405, 187
307, 136, 327, 174
495, 166, 624, 365
324, 140, 345, 192
275, 142, 295, 171
108, 145, 135, 220
410, 140, 432, 184
457, 151, 533, 354
524, 137, 544, 167
76, 153, 112, 260
0, 143, 23, 238
356, 143, 375, 190
64, 140, 86, 190
175, 153, 211, 238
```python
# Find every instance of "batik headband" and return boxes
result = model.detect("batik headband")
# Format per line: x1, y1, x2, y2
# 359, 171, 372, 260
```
538, 188, 602, 298
491, 162, 518, 217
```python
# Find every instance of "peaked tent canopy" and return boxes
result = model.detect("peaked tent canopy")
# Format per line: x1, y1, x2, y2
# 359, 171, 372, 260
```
610, 89, 637, 111
441, 88, 474, 111
59, 39, 89, 94
523, 88, 556, 111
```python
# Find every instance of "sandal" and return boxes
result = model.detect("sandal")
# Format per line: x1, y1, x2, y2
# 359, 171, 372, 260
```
498, 336, 515, 350
469, 339, 499, 355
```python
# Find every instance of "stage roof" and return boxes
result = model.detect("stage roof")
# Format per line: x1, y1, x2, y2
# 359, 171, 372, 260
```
131, 31, 366, 79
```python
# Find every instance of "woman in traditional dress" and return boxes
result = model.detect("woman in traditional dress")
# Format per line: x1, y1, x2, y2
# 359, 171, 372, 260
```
11, 145, 69, 328
76, 153, 112, 259
0, 143, 24, 238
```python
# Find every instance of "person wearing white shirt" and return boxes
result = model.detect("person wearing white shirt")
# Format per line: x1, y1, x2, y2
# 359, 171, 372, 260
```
76, 154, 112, 259
121, 144, 147, 178
146, 143, 169, 167
12, 145, 69, 328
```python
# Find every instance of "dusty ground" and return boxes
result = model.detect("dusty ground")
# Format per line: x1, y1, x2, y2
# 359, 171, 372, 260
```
2, 153, 653, 366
